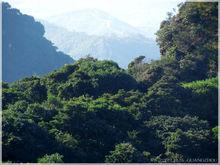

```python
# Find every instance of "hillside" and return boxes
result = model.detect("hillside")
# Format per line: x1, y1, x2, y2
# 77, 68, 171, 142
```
2, 1, 218, 163
2, 57, 218, 163
3, 2, 74, 82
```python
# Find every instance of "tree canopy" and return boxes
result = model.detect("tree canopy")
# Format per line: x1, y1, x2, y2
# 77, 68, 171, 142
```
2, 1, 218, 163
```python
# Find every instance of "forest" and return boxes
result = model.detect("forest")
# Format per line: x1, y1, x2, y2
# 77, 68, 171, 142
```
2, 2, 218, 163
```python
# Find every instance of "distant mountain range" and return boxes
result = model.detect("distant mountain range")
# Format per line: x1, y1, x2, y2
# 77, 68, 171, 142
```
41, 9, 160, 68
47, 9, 142, 37
3, 2, 160, 83
3, 2, 73, 82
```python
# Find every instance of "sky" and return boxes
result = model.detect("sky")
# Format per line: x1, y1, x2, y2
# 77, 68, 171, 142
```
4, 0, 184, 38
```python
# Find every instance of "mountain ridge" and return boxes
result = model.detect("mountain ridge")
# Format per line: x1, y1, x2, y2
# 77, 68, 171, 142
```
3, 2, 74, 82
47, 9, 143, 38
41, 9, 160, 68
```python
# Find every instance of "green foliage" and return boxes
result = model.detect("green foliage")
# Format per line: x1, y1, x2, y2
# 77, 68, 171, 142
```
2, 1, 218, 163
212, 126, 218, 140
49, 129, 78, 149
143, 75, 188, 116
128, 2, 218, 90
25, 103, 56, 123
145, 115, 217, 161
10, 77, 48, 103
44, 57, 138, 100
181, 77, 217, 94
2, 108, 56, 162
2, 87, 23, 109
37, 153, 64, 163
156, 2, 218, 78
3, 58, 217, 163
181, 77, 218, 126
105, 143, 144, 163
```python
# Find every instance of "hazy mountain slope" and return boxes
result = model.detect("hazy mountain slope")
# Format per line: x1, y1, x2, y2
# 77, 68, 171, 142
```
3, 2, 73, 82
47, 9, 142, 38
41, 10, 160, 68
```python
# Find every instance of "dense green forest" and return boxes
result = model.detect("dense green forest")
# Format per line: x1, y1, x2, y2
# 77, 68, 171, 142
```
3, 2, 73, 82
2, 2, 218, 163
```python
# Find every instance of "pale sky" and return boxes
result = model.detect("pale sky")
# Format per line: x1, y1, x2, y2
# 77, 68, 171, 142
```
4, 0, 184, 38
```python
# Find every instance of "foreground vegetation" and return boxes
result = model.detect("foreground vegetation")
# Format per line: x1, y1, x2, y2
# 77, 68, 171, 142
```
2, 2, 218, 163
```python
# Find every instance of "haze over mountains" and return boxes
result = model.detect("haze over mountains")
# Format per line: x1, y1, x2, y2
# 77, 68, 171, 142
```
48, 9, 143, 37
3, 2, 160, 82
41, 9, 160, 68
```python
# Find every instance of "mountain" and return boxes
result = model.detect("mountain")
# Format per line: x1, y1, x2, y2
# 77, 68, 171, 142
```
41, 9, 160, 68
47, 9, 142, 38
2, 2, 218, 163
3, 2, 74, 82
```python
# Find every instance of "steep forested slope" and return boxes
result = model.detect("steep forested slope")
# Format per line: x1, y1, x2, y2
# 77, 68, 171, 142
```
128, 2, 218, 88
2, 58, 218, 163
3, 2, 73, 82
2, 1, 218, 163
